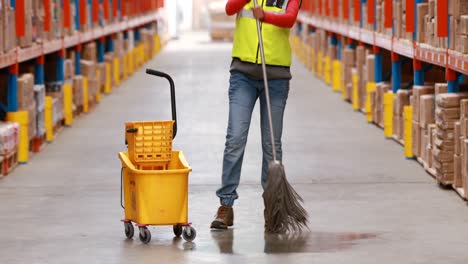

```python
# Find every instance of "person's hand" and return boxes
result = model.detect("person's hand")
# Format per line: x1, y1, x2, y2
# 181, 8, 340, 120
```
252, 7, 265, 21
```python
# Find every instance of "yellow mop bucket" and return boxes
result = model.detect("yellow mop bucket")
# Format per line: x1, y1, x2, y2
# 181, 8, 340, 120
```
120, 69, 196, 244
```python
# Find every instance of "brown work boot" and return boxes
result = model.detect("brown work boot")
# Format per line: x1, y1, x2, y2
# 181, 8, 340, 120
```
210, 205, 234, 229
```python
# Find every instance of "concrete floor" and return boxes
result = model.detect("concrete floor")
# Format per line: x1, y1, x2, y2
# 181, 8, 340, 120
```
1, 32, 468, 264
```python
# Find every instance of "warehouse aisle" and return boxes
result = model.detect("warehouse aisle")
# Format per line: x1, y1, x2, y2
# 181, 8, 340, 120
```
1, 32, 468, 264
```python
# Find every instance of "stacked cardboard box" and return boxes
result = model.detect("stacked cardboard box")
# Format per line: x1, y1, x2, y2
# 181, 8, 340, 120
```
416, 3, 429, 43
373, 83, 391, 127
65, 59, 75, 80
34, 84, 45, 137
83, 43, 97, 62
342, 48, 356, 102
0, 122, 19, 156
427, 124, 438, 169
458, 100, 468, 194
457, 15, 468, 54
208, 1, 236, 41
32, 0, 46, 43
17, 0, 34, 48
72, 76, 84, 111
434, 93, 468, 184
356, 46, 367, 110
81, 60, 99, 104
104, 53, 115, 88
1, 0, 16, 53
48, 0, 63, 40
45, 82, 64, 126
412, 85, 435, 157
393, 89, 412, 140
420, 94, 436, 164
17, 74, 37, 140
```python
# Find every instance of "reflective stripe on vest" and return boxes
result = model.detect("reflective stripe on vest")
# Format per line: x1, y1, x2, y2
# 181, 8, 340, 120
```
232, 0, 292, 67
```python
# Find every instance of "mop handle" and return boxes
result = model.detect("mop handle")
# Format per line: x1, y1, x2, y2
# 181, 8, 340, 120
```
254, 0, 278, 162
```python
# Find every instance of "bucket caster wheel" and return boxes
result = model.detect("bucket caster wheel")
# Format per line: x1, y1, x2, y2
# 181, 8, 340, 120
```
139, 227, 151, 244
173, 225, 183, 237
124, 222, 134, 239
182, 226, 196, 242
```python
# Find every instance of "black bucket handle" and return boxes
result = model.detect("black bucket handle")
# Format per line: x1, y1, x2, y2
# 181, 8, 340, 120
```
145, 69, 178, 139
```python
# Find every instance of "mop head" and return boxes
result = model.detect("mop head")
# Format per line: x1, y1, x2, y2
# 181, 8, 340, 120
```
263, 161, 308, 233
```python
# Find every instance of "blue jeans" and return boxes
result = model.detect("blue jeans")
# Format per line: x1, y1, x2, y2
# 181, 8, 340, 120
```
216, 71, 290, 206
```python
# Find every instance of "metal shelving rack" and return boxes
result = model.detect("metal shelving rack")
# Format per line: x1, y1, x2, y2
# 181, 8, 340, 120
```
298, 0, 468, 93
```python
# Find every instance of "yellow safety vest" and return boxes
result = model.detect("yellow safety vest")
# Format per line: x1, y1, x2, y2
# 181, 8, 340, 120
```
232, 0, 294, 67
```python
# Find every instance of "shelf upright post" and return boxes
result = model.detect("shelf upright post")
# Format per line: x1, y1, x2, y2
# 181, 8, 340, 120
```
391, 51, 401, 93
331, 34, 341, 93
324, 32, 335, 86
374, 46, 383, 83
7, 63, 19, 113
75, 44, 82, 75
35, 55, 45, 86
447, 68, 459, 93
75, 0, 81, 31
57, 49, 65, 83
413, 59, 424, 86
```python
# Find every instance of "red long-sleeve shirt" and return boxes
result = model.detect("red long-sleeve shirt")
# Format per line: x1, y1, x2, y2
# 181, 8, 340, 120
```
225, 0, 301, 28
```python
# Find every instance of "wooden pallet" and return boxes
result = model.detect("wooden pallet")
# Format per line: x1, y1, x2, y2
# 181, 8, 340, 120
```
53, 119, 65, 136
31, 134, 47, 153
392, 135, 405, 146
426, 167, 454, 188
453, 186, 467, 200
73, 105, 84, 118
2, 150, 18, 176
426, 167, 437, 179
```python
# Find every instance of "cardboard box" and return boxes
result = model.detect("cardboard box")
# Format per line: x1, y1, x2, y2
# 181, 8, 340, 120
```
18, 9, 33, 48
463, 119, 468, 141
417, 3, 429, 43
34, 84, 45, 111
83, 42, 97, 62
65, 59, 75, 80
460, 16, 468, 35
72, 75, 84, 108
435, 83, 448, 96
451, 0, 468, 18
393, 115, 400, 139
436, 117, 457, 130
454, 154, 462, 187
422, 128, 429, 162
366, 55, 375, 82
433, 158, 455, 173
464, 140, 468, 194
80, 60, 96, 80
456, 122, 462, 155
413, 121, 421, 157
435, 170, 454, 183
437, 127, 456, 141
0, 7, 4, 53
413, 85, 435, 122
434, 135, 455, 151
460, 35, 468, 54
461, 99, 468, 117
3, 5, 16, 52
435, 107, 460, 121
17, 74, 35, 109
395, 89, 412, 115
420, 95, 436, 128
429, 0, 435, 17
436, 93, 468, 108
433, 144, 455, 162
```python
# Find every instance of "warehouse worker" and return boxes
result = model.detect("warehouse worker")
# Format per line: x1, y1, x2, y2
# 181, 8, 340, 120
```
211, 0, 301, 230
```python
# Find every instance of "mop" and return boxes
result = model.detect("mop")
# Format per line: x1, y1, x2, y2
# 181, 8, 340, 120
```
253, 0, 309, 233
